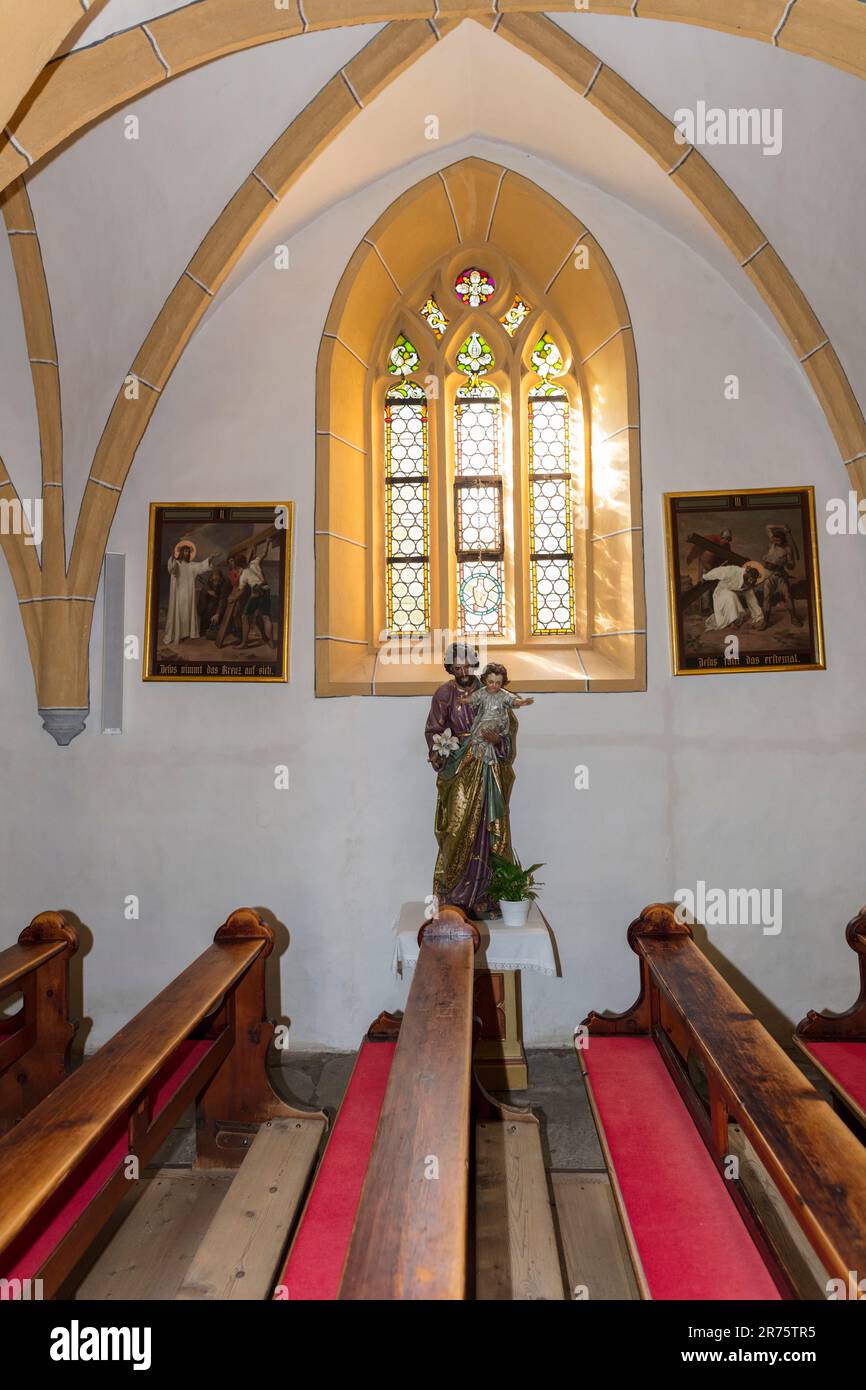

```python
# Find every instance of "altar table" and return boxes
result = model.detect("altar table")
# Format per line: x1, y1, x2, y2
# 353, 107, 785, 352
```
392, 902, 558, 1090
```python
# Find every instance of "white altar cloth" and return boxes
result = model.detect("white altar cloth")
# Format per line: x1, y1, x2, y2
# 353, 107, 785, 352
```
391, 901, 558, 979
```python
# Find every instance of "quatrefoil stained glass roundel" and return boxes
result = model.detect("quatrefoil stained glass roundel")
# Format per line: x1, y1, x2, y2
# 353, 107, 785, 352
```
454, 267, 495, 308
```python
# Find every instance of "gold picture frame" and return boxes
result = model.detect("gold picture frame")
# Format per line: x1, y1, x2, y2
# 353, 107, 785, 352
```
143, 502, 293, 682
663, 487, 825, 676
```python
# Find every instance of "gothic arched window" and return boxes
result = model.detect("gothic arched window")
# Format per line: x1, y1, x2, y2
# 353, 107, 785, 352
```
316, 158, 645, 697
380, 269, 581, 647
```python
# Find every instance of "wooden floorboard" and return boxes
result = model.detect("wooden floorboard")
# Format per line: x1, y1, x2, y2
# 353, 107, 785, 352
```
177, 1116, 325, 1300
551, 1170, 640, 1301
73, 1169, 233, 1301
475, 1119, 565, 1301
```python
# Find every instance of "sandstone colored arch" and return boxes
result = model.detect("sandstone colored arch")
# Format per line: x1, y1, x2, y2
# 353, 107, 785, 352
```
316, 156, 645, 695
0, 13, 862, 737
2, 0, 866, 192
0, 0, 110, 135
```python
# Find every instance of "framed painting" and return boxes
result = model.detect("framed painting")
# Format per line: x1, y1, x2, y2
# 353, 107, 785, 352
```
663, 487, 825, 676
143, 502, 293, 682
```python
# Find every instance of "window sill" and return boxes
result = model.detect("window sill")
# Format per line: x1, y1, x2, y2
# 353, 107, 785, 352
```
315, 633, 646, 696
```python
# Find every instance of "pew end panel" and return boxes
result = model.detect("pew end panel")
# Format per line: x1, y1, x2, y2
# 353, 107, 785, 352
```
193, 910, 327, 1170
794, 905, 866, 1129
0, 911, 79, 1133
582, 903, 693, 1037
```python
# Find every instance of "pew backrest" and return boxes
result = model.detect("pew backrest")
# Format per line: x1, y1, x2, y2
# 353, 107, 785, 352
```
0, 908, 324, 1298
338, 908, 478, 1300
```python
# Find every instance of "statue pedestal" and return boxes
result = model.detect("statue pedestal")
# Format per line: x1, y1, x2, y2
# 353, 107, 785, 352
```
392, 902, 558, 1091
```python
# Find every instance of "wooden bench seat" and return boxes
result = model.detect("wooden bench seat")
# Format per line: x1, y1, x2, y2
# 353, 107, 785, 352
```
795, 905, 866, 1128
0, 909, 325, 1300
582, 1036, 779, 1300
0, 912, 78, 1133
579, 903, 866, 1300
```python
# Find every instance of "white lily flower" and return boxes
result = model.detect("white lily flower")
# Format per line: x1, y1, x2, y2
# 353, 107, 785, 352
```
432, 728, 460, 757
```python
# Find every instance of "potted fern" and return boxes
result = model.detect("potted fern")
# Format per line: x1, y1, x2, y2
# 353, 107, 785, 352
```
487, 853, 545, 927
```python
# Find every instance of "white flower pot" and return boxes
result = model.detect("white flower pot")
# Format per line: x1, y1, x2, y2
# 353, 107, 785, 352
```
499, 898, 531, 927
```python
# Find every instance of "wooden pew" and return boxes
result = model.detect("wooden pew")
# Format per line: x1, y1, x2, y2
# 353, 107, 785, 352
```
794, 903, 866, 1129
0, 909, 326, 1300
275, 906, 563, 1302
579, 903, 866, 1300
0, 911, 78, 1134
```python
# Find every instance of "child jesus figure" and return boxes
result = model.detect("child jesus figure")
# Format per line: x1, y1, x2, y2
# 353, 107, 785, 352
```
459, 662, 534, 765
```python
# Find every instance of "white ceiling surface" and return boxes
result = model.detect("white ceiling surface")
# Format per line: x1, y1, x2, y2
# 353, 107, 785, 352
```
218, 20, 766, 314
24, 25, 381, 549
553, 12, 866, 405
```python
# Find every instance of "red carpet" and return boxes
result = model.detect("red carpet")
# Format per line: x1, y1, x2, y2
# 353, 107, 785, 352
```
277, 1040, 396, 1300
804, 1040, 866, 1118
585, 1036, 781, 1300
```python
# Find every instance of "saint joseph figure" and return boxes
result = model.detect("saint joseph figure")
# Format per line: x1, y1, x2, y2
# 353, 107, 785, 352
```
425, 642, 516, 917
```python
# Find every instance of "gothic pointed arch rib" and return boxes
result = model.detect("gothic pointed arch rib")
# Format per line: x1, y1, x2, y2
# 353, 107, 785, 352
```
0, 0, 111, 135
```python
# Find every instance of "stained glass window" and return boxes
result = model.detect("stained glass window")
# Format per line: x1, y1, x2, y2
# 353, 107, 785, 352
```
454, 336, 504, 636
530, 332, 565, 380
388, 332, 420, 376
528, 336, 575, 634
419, 295, 448, 338
454, 266, 495, 308
455, 330, 494, 384
385, 381, 430, 633
500, 294, 532, 337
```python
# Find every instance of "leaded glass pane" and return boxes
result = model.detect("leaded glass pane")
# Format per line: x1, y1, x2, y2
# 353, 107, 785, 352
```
454, 266, 495, 308
389, 481, 428, 556
455, 391, 500, 478
456, 484, 503, 553
456, 331, 494, 384
500, 294, 532, 337
531, 558, 575, 636
458, 559, 505, 637
388, 332, 420, 376
530, 332, 565, 380
388, 561, 429, 633
528, 395, 569, 472
419, 295, 448, 338
385, 383, 429, 633
528, 387, 575, 635
530, 478, 570, 552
